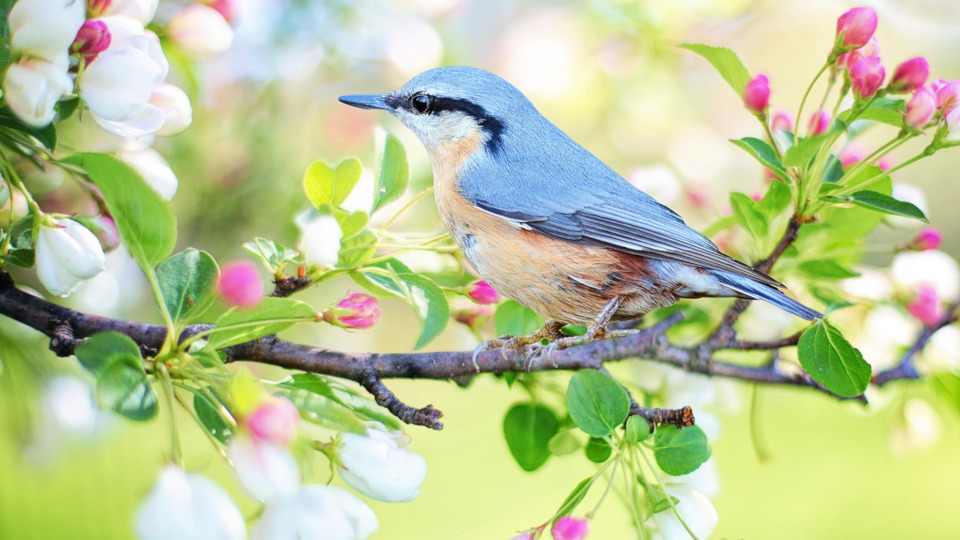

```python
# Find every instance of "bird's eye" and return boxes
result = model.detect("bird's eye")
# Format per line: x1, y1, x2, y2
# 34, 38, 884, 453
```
410, 93, 433, 114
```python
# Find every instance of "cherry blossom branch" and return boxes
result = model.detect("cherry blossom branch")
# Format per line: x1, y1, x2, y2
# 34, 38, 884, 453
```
873, 297, 960, 387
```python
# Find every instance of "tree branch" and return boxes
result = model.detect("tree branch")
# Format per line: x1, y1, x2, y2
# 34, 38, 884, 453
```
873, 297, 960, 387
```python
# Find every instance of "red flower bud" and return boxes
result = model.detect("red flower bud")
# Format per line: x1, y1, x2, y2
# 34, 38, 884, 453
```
218, 261, 265, 308
248, 396, 300, 446
850, 55, 885, 100
905, 86, 936, 128
333, 293, 381, 329
467, 280, 500, 304
72, 19, 111, 63
743, 74, 770, 114
836, 7, 878, 49
889, 57, 929, 93
807, 110, 830, 135
552, 516, 589, 540
910, 228, 942, 251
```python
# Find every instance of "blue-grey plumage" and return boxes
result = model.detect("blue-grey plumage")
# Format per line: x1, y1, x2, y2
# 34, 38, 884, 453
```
339, 66, 822, 324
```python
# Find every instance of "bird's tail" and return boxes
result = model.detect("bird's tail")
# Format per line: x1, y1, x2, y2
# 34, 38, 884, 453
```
712, 271, 822, 321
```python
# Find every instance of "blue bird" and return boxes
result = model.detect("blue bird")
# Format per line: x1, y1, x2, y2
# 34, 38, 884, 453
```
340, 66, 820, 349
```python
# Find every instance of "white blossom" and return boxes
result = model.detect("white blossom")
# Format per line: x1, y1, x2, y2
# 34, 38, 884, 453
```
36, 218, 106, 297
2, 55, 72, 127
167, 5, 235, 59
649, 486, 718, 540
891, 250, 960, 299
135, 465, 246, 540
151, 83, 193, 136
8, 0, 85, 61
117, 147, 179, 199
298, 214, 343, 267
100, 0, 159, 25
251, 485, 378, 540
229, 433, 300, 501
337, 421, 427, 502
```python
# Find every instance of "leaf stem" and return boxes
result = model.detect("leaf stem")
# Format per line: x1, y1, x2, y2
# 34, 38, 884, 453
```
795, 62, 833, 147
636, 445, 700, 540
377, 186, 434, 234
179, 315, 319, 350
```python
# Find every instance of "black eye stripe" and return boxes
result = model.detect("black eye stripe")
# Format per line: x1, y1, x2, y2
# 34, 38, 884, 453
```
398, 94, 506, 154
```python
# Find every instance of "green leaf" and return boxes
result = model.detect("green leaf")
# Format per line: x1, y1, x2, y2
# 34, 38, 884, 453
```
280, 373, 402, 430
96, 357, 158, 421
372, 133, 409, 214
782, 135, 827, 168
75, 331, 142, 375
758, 180, 792, 218
566, 369, 630, 437
62, 153, 176, 267
796, 259, 860, 280
303, 157, 363, 208
503, 402, 560, 471
281, 372, 337, 399
193, 391, 234, 443
625, 415, 652, 443
156, 249, 219, 325
547, 430, 582, 456
679, 43, 751, 96
208, 297, 317, 349
555, 477, 593, 520
798, 320, 870, 397
729, 192, 768, 239
396, 272, 449, 349
335, 209, 369, 239
243, 237, 300, 270
560, 324, 587, 336
277, 386, 365, 433
56, 97, 80, 122
700, 215, 738, 239
824, 190, 927, 222
494, 300, 544, 337
338, 229, 377, 268
931, 373, 960, 413
839, 97, 907, 127
653, 425, 710, 475
0, 106, 57, 150
0, 217, 34, 267
584, 436, 612, 463
730, 137, 787, 180
352, 259, 414, 298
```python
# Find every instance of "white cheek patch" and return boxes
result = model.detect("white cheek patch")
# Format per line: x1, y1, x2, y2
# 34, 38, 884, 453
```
395, 110, 484, 149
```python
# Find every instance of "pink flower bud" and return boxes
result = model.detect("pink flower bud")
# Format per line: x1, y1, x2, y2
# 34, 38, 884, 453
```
334, 293, 381, 329
467, 280, 500, 304
86, 214, 121, 252
836, 7, 878, 49
770, 110, 793, 133
889, 57, 930, 93
910, 228, 942, 251
930, 78, 949, 95
208, 0, 237, 24
905, 86, 936, 128
454, 306, 493, 328
807, 110, 830, 135
839, 145, 865, 169
552, 516, 589, 540
743, 74, 770, 114
850, 55, 885, 100
72, 19, 111, 63
248, 396, 300, 446
218, 261, 265, 308
907, 284, 945, 325
936, 80, 960, 117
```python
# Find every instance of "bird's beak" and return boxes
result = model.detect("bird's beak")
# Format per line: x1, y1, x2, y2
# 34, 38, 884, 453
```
338, 93, 392, 111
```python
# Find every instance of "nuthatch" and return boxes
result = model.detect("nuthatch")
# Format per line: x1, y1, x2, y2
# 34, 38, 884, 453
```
340, 66, 820, 349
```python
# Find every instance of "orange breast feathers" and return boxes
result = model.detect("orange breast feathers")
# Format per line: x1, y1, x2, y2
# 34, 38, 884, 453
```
428, 134, 678, 325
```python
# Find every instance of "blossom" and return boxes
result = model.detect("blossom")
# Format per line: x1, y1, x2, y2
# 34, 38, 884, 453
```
81, 214, 121, 252
135, 465, 245, 540
807, 110, 830, 136
936, 80, 960, 116
835, 6, 878, 49
72, 20, 112, 63
218, 261, 264, 308
98, 0, 158, 24
248, 396, 301, 446
649, 487, 718, 540
889, 57, 929, 93
209, 0, 238, 23
36, 218, 106, 297
850, 55, 885, 100
891, 250, 959, 299
467, 280, 500, 304
337, 421, 427, 502
251, 485, 378, 540
552, 516, 589, 540
769, 111, 793, 133
9, 0, 85, 61
946, 108, 960, 143
837, 37, 879, 70
509, 533, 534, 540
167, 4, 234, 59
2, 56, 73, 127
742, 74, 770, 114
904, 86, 936, 128
910, 228, 942, 251
151, 83, 193, 136
79, 16, 169, 137
331, 293, 381, 329
907, 284, 945, 325
298, 214, 343, 267
229, 433, 300, 501
117, 147, 179, 199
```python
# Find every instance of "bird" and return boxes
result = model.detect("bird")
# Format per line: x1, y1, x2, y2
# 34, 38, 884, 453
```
339, 66, 821, 352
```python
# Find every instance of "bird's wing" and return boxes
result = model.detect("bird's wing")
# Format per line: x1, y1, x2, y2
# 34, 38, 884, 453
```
458, 142, 783, 288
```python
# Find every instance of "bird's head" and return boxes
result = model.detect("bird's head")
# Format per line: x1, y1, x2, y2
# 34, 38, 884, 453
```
339, 66, 535, 158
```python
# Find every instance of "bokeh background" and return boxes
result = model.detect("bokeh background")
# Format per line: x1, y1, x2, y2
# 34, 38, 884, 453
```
3, 0, 960, 538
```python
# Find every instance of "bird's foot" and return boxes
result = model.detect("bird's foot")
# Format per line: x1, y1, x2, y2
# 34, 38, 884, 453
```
470, 319, 565, 372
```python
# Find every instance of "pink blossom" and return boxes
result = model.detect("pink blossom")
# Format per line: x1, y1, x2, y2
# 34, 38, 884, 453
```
248, 396, 301, 447
454, 306, 493, 328
838, 37, 879, 70
218, 261, 264, 308
910, 228, 942, 251
552, 516, 589, 540
72, 19, 111, 63
839, 145, 865, 169
936, 80, 960, 117
807, 110, 830, 135
208, 0, 237, 24
907, 284, 945, 325
850, 55, 885, 100
467, 280, 500, 304
334, 293, 381, 329
509, 533, 534, 540
743, 74, 770, 114
836, 7, 878, 49
889, 57, 929, 93
905, 86, 936, 128
770, 110, 793, 133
